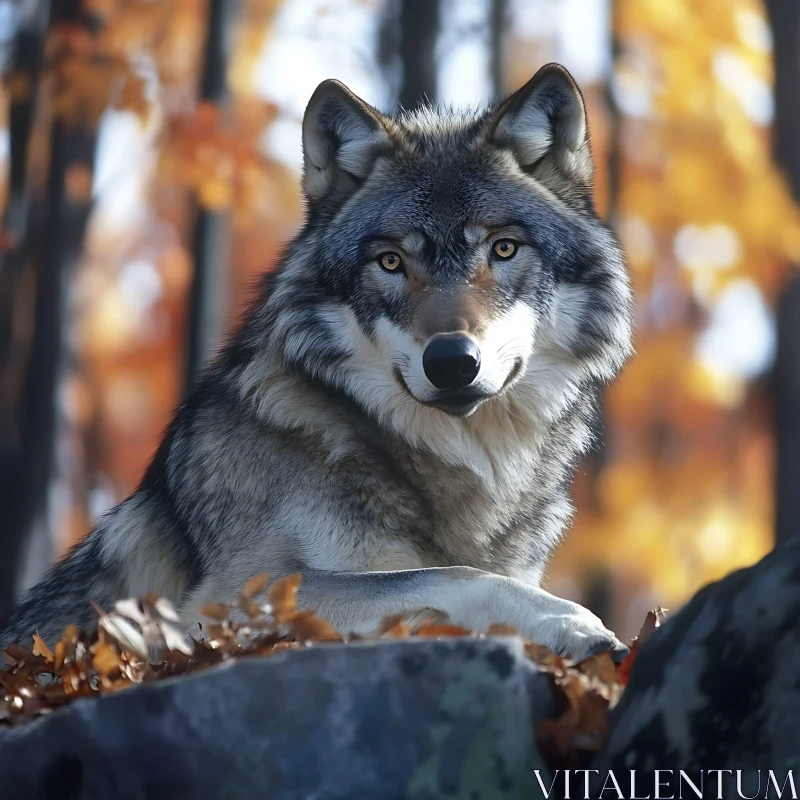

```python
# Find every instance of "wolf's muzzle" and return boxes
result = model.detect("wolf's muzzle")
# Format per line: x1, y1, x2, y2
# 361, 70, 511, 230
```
422, 334, 481, 390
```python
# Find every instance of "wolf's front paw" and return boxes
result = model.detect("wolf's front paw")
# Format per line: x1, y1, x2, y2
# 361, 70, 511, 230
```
536, 600, 629, 663
454, 573, 628, 663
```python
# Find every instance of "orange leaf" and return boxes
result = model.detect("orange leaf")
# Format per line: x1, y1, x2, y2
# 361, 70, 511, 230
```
576, 652, 619, 683
378, 613, 409, 637
485, 623, 518, 636
287, 611, 340, 642
200, 603, 231, 622
32, 633, 54, 664
241, 573, 269, 600
415, 623, 472, 637
92, 642, 120, 676
267, 574, 301, 618
524, 643, 566, 671
618, 608, 668, 685
62, 625, 79, 645
54, 640, 67, 672
617, 650, 637, 685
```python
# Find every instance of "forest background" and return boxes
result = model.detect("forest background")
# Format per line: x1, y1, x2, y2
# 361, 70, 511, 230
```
1, 0, 799, 640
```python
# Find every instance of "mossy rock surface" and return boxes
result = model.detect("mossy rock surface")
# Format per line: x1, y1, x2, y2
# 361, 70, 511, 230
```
591, 540, 800, 798
0, 637, 555, 800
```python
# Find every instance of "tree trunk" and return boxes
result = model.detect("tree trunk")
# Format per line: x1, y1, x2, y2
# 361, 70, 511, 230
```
765, 0, 800, 544
184, 0, 237, 393
0, 1, 98, 617
397, 0, 440, 110
489, 0, 506, 99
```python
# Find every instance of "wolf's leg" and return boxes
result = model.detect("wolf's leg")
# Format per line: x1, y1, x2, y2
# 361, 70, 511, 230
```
293, 567, 627, 663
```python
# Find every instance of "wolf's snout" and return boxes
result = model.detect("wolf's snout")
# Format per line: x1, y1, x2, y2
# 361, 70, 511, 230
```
422, 334, 481, 390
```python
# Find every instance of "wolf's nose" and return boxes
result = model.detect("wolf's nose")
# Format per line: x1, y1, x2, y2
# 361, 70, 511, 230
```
423, 335, 481, 390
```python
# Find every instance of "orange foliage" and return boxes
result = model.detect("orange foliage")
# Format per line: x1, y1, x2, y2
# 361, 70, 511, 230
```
545, 0, 800, 635
57, 0, 299, 546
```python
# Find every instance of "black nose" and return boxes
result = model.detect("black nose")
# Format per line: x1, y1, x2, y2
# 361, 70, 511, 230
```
422, 335, 481, 390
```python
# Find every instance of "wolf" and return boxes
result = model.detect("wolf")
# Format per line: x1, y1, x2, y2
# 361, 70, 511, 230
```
1, 63, 633, 661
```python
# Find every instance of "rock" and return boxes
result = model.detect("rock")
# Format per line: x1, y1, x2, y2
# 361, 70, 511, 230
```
0, 637, 555, 799
592, 540, 800, 796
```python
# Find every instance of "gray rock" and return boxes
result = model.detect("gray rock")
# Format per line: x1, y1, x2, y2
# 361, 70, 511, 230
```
592, 540, 800, 797
0, 637, 555, 800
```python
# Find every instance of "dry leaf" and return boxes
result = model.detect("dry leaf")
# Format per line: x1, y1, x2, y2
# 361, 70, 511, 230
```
576, 652, 618, 683
32, 633, 54, 664
98, 615, 148, 659
154, 597, 180, 623
91, 643, 120, 676
1, 582, 663, 747
199, 603, 231, 622
241, 573, 269, 600
618, 607, 668, 685
160, 622, 193, 655
54, 641, 67, 672
267, 574, 301, 621
415, 623, 472, 637
378, 613, 409, 636
114, 599, 146, 625
287, 611, 340, 642
485, 624, 518, 636
2, 651, 18, 668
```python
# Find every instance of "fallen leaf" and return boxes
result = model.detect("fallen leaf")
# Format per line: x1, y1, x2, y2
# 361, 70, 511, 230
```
54, 641, 67, 672
267, 574, 301, 621
199, 603, 231, 622
485, 623, 518, 636
160, 622, 193, 655
378, 613, 409, 636
287, 611, 340, 642
98, 615, 148, 659
415, 623, 472, 637
154, 598, 180, 623
618, 607, 668, 685
114, 599, 146, 625
91, 643, 120, 676
32, 633, 54, 664
241, 573, 269, 600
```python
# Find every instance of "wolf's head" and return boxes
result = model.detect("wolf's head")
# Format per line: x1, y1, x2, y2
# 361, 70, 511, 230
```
241, 64, 632, 460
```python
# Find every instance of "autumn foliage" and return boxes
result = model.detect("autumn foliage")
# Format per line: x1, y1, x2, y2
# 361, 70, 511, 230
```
0, 573, 666, 772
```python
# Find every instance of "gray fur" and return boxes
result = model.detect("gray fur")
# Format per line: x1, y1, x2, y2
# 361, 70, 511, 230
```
1, 64, 632, 661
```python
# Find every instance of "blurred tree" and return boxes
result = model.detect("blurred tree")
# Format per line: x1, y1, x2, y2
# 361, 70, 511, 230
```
765, 0, 800, 544
0, 0, 100, 617
58, 0, 294, 556
489, 0, 506, 99
0, 0, 52, 619
546, 0, 800, 636
185, 0, 238, 394
398, 0, 439, 110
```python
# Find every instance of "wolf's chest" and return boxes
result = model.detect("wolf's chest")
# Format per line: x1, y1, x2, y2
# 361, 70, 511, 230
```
376, 449, 547, 570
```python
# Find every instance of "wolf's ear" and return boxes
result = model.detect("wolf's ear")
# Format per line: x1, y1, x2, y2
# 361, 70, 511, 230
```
491, 63, 593, 193
302, 80, 389, 205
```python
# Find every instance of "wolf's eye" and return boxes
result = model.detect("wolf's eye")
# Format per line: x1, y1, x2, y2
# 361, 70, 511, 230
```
493, 240, 517, 259
379, 252, 404, 273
